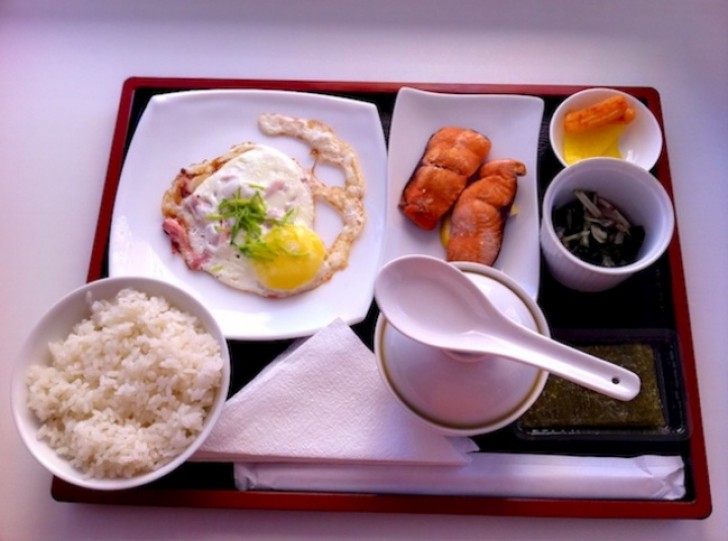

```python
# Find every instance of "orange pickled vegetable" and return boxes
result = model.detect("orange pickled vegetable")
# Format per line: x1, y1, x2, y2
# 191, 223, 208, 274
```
564, 95, 636, 134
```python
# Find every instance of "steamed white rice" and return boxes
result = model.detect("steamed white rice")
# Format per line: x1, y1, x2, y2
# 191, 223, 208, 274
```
26, 288, 223, 479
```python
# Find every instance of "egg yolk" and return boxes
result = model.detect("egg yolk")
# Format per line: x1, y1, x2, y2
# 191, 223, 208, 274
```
253, 224, 326, 291
563, 124, 626, 165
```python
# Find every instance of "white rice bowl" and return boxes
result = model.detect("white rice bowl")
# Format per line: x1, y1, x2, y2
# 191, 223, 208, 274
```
11, 277, 230, 491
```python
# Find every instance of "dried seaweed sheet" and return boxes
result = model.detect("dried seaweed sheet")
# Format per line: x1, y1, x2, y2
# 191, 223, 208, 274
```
518, 343, 666, 430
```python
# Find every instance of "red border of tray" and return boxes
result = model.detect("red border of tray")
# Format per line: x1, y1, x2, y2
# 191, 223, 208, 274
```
54, 77, 711, 519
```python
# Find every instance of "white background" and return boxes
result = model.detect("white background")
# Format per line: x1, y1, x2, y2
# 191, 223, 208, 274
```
1, 1, 726, 539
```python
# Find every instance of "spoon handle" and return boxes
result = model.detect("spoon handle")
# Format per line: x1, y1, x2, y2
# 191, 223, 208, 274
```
469, 327, 641, 401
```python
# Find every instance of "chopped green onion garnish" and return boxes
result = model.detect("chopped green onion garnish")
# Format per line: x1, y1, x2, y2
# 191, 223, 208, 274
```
206, 187, 298, 261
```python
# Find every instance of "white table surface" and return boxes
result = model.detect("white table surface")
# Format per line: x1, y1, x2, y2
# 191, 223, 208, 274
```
2, 0, 726, 539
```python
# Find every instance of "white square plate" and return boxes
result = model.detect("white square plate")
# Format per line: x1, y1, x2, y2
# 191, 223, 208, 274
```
109, 89, 387, 340
384, 87, 545, 298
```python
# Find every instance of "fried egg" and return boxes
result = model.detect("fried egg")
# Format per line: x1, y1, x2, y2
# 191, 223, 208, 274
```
162, 114, 366, 298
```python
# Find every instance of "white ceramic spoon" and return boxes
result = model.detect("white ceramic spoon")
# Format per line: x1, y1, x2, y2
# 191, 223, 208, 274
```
374, 255, 641, 401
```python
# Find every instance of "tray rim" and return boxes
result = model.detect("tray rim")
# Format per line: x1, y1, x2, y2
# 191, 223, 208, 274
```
68, 76, 711, 520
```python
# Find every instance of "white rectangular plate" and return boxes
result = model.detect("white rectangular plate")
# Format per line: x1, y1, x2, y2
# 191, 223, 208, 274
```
384, 87, 544, 298
109, 89, 387, 340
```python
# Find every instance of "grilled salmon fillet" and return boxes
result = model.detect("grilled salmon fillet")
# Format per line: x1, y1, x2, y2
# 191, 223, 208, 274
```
446, 159, 525, 265
399, 127, 491, 230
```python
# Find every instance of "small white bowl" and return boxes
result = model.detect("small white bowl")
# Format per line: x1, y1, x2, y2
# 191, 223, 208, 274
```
374, 263, 549, 437
11, 276, 230, 491
549, 87, 663, 170
540, 158, 675, 292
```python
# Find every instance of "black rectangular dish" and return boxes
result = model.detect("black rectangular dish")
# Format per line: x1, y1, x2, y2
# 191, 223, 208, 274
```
515, 329, 688, 442
53, 77, 711, 519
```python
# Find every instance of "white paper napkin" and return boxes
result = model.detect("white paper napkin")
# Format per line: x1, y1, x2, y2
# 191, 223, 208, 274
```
234, 453, 686, 500
193, 318, 477, 465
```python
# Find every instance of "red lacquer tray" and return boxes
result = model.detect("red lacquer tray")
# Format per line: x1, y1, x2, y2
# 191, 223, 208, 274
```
52, 77, 711, 519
